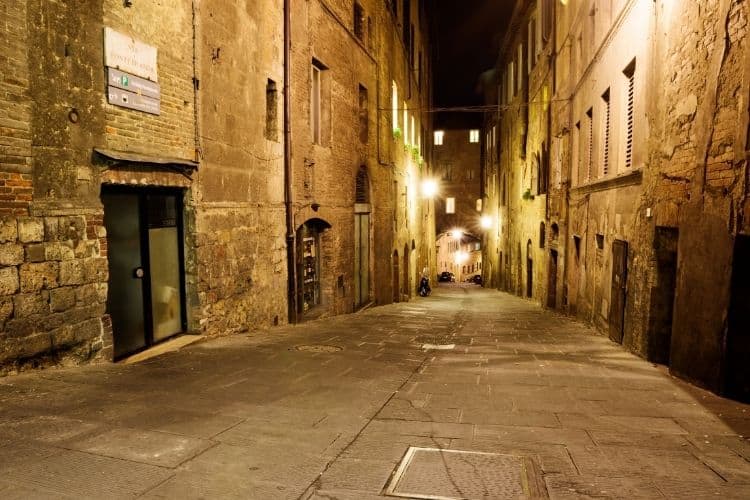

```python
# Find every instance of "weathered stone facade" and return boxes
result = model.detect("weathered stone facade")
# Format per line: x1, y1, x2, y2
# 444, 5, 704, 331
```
483, 0, 750, 400
433, 128, 481, 235
0, 0, 434, 371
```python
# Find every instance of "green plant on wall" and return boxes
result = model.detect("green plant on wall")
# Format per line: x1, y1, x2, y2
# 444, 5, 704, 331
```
392, 127, 402, 140
410, 146, 420, 162
522, 188, 534, 201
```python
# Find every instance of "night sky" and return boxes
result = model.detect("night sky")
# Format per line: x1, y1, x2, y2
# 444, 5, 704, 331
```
432, 1, 514, 128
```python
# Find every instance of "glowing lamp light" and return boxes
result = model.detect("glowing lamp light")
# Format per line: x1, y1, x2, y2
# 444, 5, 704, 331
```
480, 216, 493, 230
451, 229, 463, 240
455, 251, 468, 265
421, 179, 438, 198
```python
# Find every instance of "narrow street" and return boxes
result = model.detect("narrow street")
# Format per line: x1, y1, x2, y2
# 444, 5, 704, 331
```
1, 285, 749, 499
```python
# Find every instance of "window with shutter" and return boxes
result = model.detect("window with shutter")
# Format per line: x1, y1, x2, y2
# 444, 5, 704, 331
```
624, 59, 636, 168
602, 88, 611, 176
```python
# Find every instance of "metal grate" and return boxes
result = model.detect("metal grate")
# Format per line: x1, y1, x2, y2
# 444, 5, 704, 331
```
384, 447, 548, 499
294, 344, 342, 353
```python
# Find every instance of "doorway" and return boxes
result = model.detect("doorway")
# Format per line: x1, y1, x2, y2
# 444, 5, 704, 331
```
392, 250, 400, 303
526, 240, 533, 298
102, 187, 186, 359
609, 239, 628, 344
547, 250, 558, 308
725, 235, 750, 401
354, 166, 371, 308
354, 211, 370, 308
648, 227, 678, 364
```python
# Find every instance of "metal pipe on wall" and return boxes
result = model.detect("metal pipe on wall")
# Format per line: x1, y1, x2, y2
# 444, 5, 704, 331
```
284, 0, 298, 324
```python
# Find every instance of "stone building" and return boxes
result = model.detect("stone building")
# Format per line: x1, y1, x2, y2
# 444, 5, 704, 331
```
0, 0, 434, 371
436, 230, 481, 282
289, 0, 434, 314
482, 0, 750, 400
433, 128, 482, 236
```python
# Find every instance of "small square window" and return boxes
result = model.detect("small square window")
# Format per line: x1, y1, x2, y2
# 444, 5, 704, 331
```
434, 130, 445, 146
469, 129, 480, 143
446, 197, 455, 214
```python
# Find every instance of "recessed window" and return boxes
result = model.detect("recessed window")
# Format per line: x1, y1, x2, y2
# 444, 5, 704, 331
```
353, 2, 365, 41
624, 59, 636, 168
403, 103, 409, 145
596, 233, 604, 249
392, 81, 398, 132
311, 64, 322, 144
265, 79, 278, 141
358, 84, 368, 143
446, 197, 455, 214
602, 88, 611, 176
434, 130, 445, 146
469, 129, 480, 143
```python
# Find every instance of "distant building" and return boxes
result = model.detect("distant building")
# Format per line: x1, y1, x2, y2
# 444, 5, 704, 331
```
433, 128, 482, 236
436, 231, 481, 282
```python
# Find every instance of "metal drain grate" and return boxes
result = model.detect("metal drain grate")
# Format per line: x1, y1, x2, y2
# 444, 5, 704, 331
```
384, 447, 548, 500
294, 344, 343, 353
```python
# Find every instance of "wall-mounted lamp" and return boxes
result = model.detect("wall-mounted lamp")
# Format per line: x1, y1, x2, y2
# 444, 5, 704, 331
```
124, 0, 133, 7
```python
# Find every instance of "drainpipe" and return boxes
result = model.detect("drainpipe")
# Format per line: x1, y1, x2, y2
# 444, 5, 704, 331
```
284, 0, 298, 324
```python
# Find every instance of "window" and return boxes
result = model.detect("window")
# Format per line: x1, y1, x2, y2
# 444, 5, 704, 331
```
475, 198, 482, 211
624, 59, 636, 168
354, 2, 365, 41
434, 130, 444, 146
403, 103, 409, 145
411, 115, 416, 146
311, 63, 322, 144
446, 197, 455, 214
602, 88, 611, 176
265, 79, 278, 141
403, 0, 410, 45
540, 222, 546, 248
392, 81, 398, 132
528, 13, 537, 73
358, 84, 368, 143
507, 61, 514, 101
586, 107, 593, 181
469, 129, 480, 143
541, 0, 553, 42
574, 121, 582, 185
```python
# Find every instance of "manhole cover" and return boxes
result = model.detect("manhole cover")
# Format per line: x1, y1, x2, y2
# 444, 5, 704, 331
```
293, 344, 343, 353
384, 447, 548, 499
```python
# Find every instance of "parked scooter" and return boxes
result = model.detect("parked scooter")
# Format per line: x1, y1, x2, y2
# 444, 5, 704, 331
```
418, 275, 431, 297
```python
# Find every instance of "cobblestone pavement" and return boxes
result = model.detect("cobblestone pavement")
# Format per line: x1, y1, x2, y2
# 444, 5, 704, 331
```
1, 285, 749, 499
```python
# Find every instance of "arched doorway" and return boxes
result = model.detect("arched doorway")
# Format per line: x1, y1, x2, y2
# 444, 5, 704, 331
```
354, 166, 371, 308
297, 218, 331, 316
392, 250, 400, 303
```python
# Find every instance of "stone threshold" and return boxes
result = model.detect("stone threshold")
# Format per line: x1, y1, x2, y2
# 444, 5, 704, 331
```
120, 334, 202, 365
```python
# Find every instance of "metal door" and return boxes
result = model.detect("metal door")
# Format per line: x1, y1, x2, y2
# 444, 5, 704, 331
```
609, 240, 628, 344
354, 213, 370, 307
103, 188, 185, 359
103, 191, 147, 358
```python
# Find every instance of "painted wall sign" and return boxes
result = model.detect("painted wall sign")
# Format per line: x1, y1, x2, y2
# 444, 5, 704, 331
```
104, 27, 158, 82
108, 68, 160, 100
107, 86, 160, 115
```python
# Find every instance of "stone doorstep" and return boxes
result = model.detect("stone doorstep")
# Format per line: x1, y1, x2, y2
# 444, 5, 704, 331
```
119, 334, 202, 365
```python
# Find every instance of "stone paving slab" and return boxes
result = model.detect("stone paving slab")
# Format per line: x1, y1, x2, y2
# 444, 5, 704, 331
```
0, 284, 748, 498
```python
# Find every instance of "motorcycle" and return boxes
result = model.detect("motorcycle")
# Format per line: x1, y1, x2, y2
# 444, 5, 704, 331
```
418, 276, 431, 297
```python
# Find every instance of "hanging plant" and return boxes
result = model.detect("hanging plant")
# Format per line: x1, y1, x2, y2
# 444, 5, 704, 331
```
522, 188, 534, 201
411, 146, 420, 161
392, 127, 402, 140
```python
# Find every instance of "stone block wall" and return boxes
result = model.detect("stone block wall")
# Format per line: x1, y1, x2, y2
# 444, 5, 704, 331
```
0, 214, 110, 373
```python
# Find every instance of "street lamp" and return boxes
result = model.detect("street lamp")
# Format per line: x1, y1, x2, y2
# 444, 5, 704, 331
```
451, 229, 463, 240
421, 179, 438, 198
480, 215, 493, 230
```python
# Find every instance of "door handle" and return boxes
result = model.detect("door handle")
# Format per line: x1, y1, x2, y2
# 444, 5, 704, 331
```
133, 267, 145, 279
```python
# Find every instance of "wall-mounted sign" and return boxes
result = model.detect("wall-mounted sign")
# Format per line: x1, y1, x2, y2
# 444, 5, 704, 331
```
107, 86, 160, 115
104, 27, 158, 82
108, 68, 160, 100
